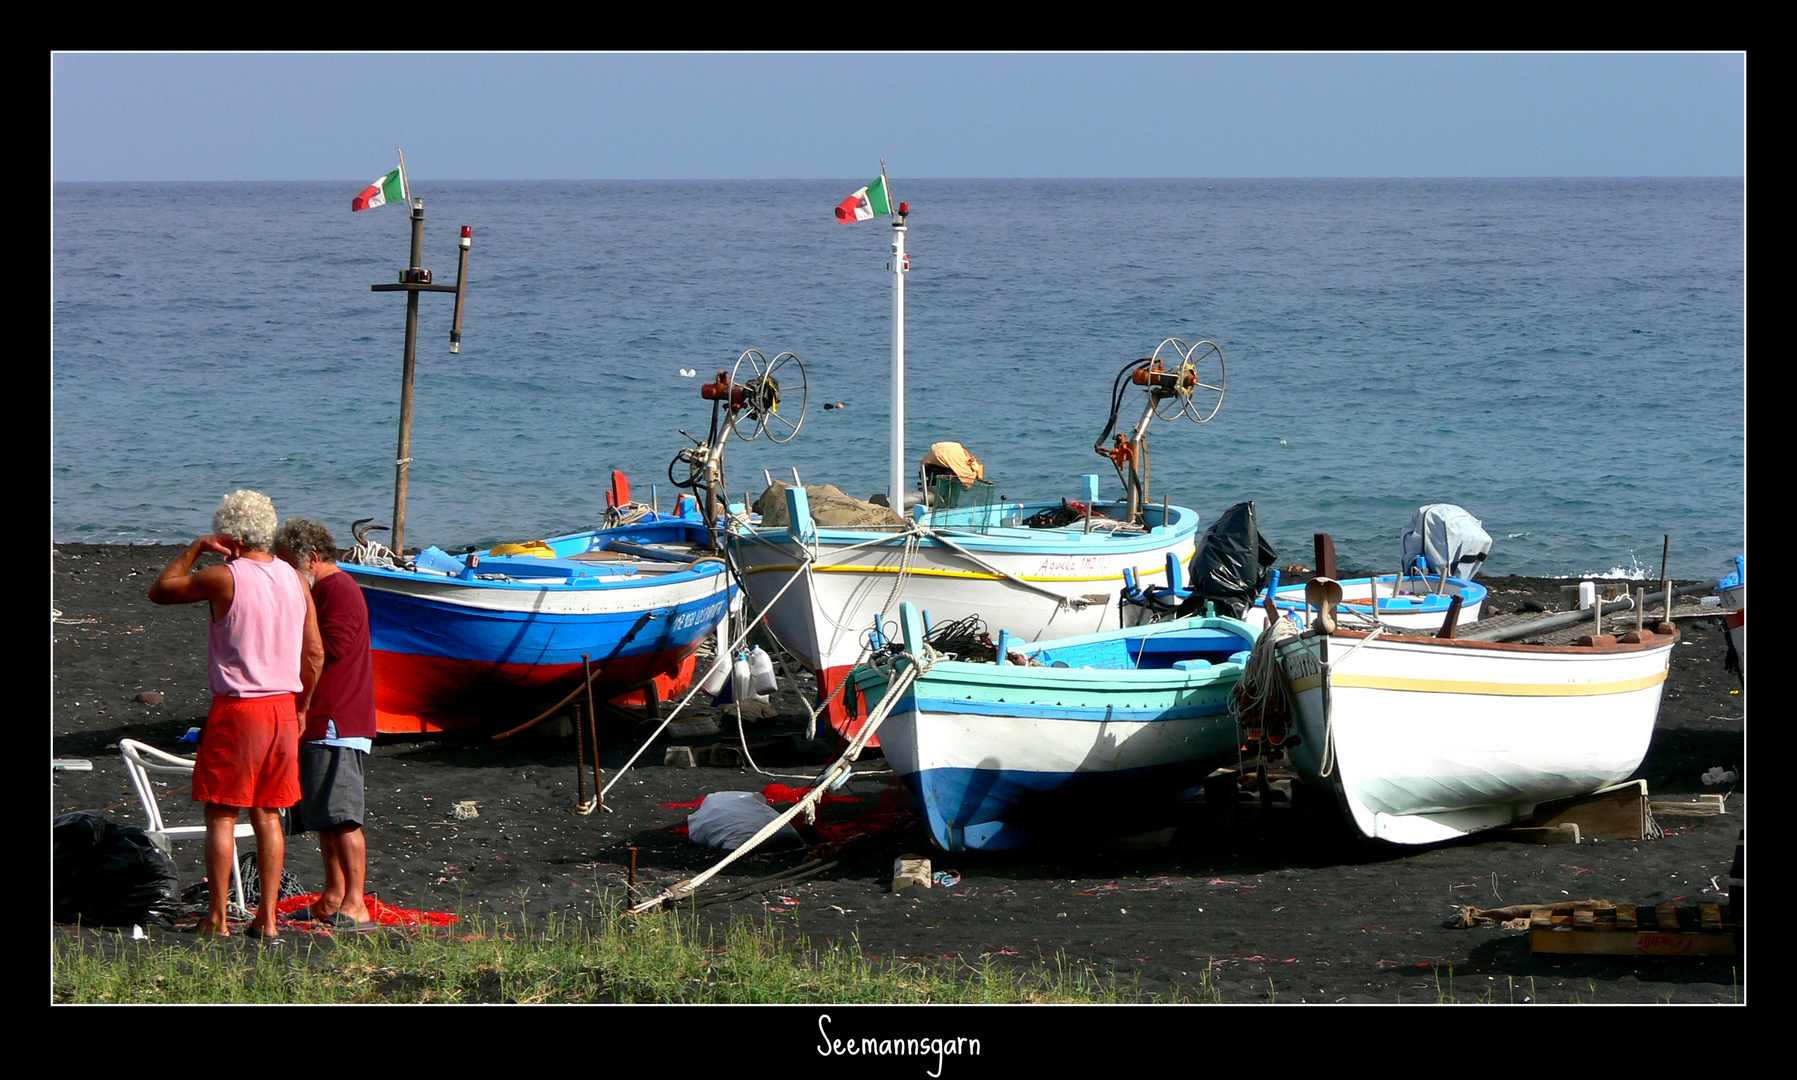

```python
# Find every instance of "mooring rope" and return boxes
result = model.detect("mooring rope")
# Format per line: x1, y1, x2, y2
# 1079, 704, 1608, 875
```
629, 650, 931, 914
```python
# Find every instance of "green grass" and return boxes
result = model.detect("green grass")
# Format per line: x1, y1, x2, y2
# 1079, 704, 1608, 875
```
52, 898, 1221, 1004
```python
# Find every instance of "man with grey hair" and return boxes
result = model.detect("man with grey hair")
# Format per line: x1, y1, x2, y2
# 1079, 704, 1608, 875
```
275, 517, 378, 931
150, 489, 324, 938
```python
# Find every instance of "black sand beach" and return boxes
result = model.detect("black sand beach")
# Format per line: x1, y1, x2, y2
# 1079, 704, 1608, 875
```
52, 543, 1747, 1006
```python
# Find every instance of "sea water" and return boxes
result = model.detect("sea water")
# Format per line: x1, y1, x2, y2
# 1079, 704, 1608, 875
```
51, 179, 1744, 579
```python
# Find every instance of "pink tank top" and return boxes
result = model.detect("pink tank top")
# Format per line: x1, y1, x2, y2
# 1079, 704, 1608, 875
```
207, 557, 306, 698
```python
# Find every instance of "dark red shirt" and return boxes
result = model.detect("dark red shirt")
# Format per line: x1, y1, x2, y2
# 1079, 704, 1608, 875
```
305, 568, 377, 741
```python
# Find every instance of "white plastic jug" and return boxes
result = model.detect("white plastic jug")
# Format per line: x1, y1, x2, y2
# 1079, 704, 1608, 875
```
699, 649, 730, 696
731, 654, 754, 703
748, 645, 778, 695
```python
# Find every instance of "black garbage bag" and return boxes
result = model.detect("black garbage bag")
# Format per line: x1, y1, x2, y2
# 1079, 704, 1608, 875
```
1177, 501, 1278, 620
53, 811, 183, 927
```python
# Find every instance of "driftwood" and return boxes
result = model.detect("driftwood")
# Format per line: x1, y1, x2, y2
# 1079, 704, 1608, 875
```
1451, 899, 1614, 928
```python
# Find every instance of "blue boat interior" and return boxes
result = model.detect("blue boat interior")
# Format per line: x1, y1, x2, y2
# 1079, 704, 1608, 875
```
1024, 626, 1255, 671
403, 515, 720, 586
890, 600, 1253, 673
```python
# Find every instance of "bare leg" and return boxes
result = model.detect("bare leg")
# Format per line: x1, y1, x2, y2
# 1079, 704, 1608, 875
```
201, 803, 241, 935
247, 807, 285, 937
311, 830, 345, 920
332, 824, 371, 924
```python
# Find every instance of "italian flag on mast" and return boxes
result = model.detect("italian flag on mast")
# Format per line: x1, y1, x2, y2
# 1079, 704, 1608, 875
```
351, 164, 408, 212
834, 172, 892, 223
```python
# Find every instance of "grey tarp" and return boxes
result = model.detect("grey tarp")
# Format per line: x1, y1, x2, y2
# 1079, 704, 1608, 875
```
1400, 504, 1492, 579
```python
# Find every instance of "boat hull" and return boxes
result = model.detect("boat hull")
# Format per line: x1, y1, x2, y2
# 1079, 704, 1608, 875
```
853, 614, 1255, 851
1275, 629, 1674, 844
733, 501, 1202, 739
344, 519, 733, 733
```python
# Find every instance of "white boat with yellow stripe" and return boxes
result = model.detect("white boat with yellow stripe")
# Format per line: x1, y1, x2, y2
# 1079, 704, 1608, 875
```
1270, 598, 1675, 845
731, 491, 1202, 738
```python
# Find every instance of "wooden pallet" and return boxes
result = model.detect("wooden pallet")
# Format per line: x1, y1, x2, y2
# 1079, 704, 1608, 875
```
1529, 901, 1738, 956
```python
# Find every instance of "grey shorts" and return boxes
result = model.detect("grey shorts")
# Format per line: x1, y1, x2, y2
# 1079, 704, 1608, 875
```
287, 743, 367, 834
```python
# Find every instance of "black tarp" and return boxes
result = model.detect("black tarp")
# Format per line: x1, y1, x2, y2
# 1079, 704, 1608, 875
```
53, 811, 183, 927
1177, 500, 1279, 619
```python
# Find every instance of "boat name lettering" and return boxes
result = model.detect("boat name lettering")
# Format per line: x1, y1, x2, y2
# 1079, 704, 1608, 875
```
1034, 555, 1108, 576
672, 599, 728, 631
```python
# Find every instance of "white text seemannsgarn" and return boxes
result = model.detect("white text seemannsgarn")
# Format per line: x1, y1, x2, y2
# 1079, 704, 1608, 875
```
816, 1014, 980, 1078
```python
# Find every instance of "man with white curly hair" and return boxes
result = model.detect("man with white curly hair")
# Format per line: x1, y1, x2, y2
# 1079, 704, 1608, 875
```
150, 489, 324, 939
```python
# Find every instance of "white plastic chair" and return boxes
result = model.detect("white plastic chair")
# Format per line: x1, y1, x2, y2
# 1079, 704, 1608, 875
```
118, 738, 256, 919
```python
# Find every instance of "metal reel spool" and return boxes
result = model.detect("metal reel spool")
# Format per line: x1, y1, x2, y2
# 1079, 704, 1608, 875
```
1179, 339, 1226, 423
727, 348, 809, 444
1147, 337, 1196, 422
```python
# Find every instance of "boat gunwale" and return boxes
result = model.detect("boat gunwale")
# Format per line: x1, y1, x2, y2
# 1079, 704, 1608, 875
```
1279, 624, 1680, 657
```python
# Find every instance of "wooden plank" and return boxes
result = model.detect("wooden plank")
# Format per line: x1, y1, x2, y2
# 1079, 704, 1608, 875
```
1531, 927, 1738, 956
892, 855, 931, 892
1530, 780, 1647, 840
1655, 903, 1681, 931
1649, 794, 1727, 817
1700, 903, 1722, 932
1616, 904, 1637, 931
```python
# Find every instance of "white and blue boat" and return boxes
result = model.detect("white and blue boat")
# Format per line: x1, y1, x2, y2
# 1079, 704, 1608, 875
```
849, 601, 1258, 852
1243, 568, 1487, 633
342, 507, 734, 734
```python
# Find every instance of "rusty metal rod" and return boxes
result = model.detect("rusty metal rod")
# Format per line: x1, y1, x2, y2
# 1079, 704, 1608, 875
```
575, 702, 588, 807
584, 654, 603, 810
491, 610, 659, 739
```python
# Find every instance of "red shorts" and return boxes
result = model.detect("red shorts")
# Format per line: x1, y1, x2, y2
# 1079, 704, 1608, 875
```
192, 694, 301, 809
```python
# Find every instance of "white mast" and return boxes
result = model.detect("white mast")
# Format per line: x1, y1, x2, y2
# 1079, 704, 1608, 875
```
888, 208, 908, 509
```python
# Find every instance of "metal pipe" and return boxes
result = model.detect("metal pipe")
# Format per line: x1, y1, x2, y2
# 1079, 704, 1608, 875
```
1460, 583, 1711, 642
448, 226, 471, 353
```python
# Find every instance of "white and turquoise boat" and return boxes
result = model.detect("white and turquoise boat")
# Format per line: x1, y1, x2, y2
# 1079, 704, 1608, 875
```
849, 601, 1258, 852
1243, 569, 1487, 633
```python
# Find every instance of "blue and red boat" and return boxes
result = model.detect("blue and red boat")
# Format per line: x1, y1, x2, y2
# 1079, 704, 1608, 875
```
342, 507, 734, 734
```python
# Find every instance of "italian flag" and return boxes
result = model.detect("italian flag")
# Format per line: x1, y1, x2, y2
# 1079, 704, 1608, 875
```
834, 174, 891, 223
351, 166, 407, 212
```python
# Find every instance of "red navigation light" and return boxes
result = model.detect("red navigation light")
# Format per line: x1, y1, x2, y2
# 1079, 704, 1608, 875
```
898, 202, 909, 215
462, 226, 472, 238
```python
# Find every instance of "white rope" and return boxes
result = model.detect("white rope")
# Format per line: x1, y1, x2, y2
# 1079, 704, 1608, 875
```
629, 651, 930, 914
1309, 625, 1385, 779
600, 544, 816, 800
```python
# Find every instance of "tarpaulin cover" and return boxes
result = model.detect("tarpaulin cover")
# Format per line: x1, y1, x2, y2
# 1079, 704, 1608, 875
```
687, 791, 806, 851
1177, 501, 1278, 620
754, 482, 906, 529
276, 894, 459, 927
53, 810, 183, 927
1400, 504, 1492, 580
921, 442, 986, 487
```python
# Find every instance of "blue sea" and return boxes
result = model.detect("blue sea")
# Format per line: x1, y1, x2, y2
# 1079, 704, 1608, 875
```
51, 179, 1745, 580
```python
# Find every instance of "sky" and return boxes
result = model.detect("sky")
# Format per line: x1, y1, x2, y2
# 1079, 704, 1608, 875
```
51, 52, 1745, 181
